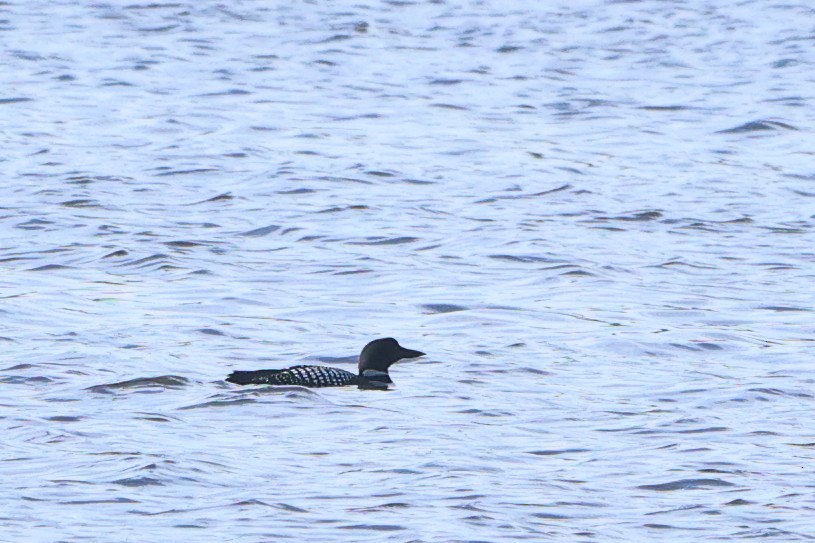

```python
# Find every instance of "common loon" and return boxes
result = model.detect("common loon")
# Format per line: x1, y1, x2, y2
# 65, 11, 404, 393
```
225, 338, 424, 390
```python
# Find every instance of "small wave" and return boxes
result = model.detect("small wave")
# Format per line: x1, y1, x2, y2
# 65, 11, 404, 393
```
113, 476, 164, 487
527, 448, 590, 456
87, 375, 189, 394
421, 304, 468, 314
0, 97, 33, 104
346, 237, 419, 245
178, 398, 258, 410
489, 254, 563, 263
240, 225, 281, 237
187, 193, 233, 205
716, 120, 797, 133
338, 524, 405, 532
637, 478, 735, 491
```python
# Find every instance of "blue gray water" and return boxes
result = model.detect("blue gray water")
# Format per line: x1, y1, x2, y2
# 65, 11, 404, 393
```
2, 0, 814, 541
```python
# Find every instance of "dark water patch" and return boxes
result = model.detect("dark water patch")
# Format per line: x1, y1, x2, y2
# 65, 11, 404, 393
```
49, 479, 95, 486
456, 409, 513, 418
590, 226, 625, 231
431, 103, 469, 110
527, 448, 590, 456
372, 468, 422, 475
429, 78, 465, 85
0, 97, 34, 104
318, 205, 369, 213
694, 342, 722, 350
197, 328, 226, 336
637, 479, 735, 491
333, 269, 371, 275
716, 120, 798, 133
748, 388, 813, 398
643, 523, 707, 530
117, 254, 171, 268
339, 524, 405, 531
0, 375, 54, 385
351, 503, 411, 513
269, 502, 309, 513
317, 34, 353, 44
230, 499, 307, 512
46, 416, 83, 422
422, 304, 468, 314
670, 343, 704, 352
240, 225, 280, 237
331, 113, 382, 122
758, 306, 809, 312
3, 363, 35, 371
680, 221, 724, 233
163, 241, 212, 248
764, 226, 808, 234
652, 259, 715, 270
198, 89, 251, 97
16, 218, 52, 230
346, 237, 419, 245
638, 105, 688, 111
103, 250, 129, 258
65, 175, 131, 184
61, 199, 100, 208
476, 184, 570, 203
489, 255, 563, 264
560, 269, 594, 277
113, 476, 164, 487
178, 398, 259, 410
133, 414, 174, 423
138, 24, 180, 33
677, 427, 729, 434
724, 499, 753, 506
87, 375, 189, 394
597, 425, 647, 433
155, 168, 219, 177
532, 512, 571, 519
316, 175, 373, 185
597, 210, 663, 222
61, 498, 139, 505
100, 79, 134, 88
27, 264, 74, 272
277, 188, 316, 194
187, 193, 233, 205
519, 367, 550, 375
731, 528, 811, 539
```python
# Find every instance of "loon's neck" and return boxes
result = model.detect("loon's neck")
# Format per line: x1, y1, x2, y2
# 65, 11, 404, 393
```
360, 369, 391, 383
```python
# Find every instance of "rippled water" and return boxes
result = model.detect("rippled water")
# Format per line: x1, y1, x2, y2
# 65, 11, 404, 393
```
2, 1, 814, 541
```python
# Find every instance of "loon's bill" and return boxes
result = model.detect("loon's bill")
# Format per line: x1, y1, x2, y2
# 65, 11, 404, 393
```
226, 338, 424, 390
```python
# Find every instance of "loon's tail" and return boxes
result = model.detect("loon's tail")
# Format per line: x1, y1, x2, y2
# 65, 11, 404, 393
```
225, 370, 280, 385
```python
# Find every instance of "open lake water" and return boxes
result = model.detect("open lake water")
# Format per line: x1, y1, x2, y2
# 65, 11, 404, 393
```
2, 0, 814, 541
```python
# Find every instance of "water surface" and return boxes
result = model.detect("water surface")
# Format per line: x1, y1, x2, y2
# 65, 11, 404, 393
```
2, 1, 814, 541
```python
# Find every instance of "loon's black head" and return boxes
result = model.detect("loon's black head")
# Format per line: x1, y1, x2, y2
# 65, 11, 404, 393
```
358, 338, 425, 376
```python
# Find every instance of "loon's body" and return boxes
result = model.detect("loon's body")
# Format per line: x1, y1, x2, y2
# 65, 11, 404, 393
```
225, 338, 424, 390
